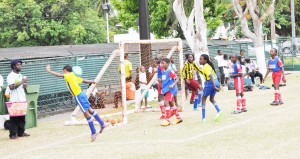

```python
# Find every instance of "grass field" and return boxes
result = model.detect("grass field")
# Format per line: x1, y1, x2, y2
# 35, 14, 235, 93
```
1, 72, 300, 159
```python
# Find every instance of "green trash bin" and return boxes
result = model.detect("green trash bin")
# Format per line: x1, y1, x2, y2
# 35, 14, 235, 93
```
0, 86, 9, 115
25, 85, 40, 129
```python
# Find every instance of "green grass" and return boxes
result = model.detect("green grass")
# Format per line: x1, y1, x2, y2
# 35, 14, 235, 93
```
1, 72, 300, 159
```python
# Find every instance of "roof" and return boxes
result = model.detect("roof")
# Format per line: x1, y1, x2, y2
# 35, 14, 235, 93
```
0, 40, 242, 60
0, 42, 182, 60
0, 43, 118, 60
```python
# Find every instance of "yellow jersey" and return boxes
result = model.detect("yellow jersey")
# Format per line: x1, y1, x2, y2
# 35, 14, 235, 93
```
180, 61, 202, 80
201, 64, 217, 81
64, 72, 83, 96
118, 60, 133, 78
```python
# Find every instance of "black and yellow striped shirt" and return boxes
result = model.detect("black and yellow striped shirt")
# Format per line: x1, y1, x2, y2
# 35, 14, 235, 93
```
180, 61, 202, 80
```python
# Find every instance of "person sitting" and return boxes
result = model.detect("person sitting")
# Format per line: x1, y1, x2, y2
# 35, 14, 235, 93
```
245, 58, 263, 85
114, 76, 136, 108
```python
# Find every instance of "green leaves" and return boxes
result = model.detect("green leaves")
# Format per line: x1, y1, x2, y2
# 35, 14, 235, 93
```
111, 0, 231, 38
0, 0, 107, 47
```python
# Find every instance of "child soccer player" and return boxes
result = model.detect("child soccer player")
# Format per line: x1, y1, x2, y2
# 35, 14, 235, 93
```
139, 66, 150, 109
46, 65, 106, 142
156, 57, 166, 120
180, 53, 203, 108
169, 56, 180, 110
263, 48, 286, 105
230, 54, 247, 114
199, 54, 223, 122
160, 58, 182, 126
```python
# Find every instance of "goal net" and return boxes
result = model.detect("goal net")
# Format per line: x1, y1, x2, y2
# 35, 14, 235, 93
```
65, 39, 185, 126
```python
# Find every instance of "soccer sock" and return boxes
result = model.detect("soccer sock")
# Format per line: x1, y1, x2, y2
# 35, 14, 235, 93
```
274, 92, 279, 102
241, 98, 246, 109
86, 116, 96, 134
202, 104, 206, 119
169, 106, 175, 118
198, 90, 203, 105
193, 95, 198, 109
165, 106, 171, 121
213, 102, 221, 113
172, 106, 181, 120
91, 111, 104, 127
237, 96, 242, 111
278, 93, 282, 101
159, 101, 165, 119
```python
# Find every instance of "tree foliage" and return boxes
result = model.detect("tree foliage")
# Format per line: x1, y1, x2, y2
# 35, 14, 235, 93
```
0, 0, 107, 47
111, 0, 231, 38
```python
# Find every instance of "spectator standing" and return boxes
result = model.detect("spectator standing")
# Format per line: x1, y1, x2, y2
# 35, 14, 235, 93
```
118, 53, 133, 78
139, 66, 150, 109
7, 59, 30, 139
214, 50, 226, 86
239, 49, 247, 74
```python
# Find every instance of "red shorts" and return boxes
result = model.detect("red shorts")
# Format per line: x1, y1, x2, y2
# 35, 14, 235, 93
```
164, 92, 174, 102
272, 71, 283, 85
186, 79, 201, 91
158, 82, 162, 95
234, 77, 244, 94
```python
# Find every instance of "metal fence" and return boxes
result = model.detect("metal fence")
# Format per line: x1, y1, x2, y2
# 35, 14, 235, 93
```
0, 40, 278, 116
278, 37, 300, 70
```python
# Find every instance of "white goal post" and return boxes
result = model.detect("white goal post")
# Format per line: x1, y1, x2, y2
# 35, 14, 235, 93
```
65, 38, 185, 126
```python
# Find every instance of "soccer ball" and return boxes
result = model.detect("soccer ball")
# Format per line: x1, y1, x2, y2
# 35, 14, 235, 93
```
72, 66, 83, 76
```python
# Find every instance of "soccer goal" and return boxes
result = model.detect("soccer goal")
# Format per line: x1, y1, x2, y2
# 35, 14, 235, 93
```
65, 38, 185, 126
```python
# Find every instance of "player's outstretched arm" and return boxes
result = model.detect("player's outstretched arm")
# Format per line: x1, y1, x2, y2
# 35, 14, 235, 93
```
83, 80, 96, 84
46, 65, 64, 78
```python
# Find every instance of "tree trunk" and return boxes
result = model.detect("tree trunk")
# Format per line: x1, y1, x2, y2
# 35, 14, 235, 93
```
173, 0, 208, 61
271, 13, 276, 46
251, 22, 267, 75
232, 0, 275, 76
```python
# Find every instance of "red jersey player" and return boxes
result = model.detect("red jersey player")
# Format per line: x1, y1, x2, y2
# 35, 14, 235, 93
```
263, 48, 286, 105
230, 54, 247, 114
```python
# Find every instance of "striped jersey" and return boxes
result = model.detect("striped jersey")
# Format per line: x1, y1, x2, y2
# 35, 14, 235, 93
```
180, 61, 201, 80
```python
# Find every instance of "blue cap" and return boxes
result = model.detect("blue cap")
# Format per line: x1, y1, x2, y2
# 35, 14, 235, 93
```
10, 59, 22, 69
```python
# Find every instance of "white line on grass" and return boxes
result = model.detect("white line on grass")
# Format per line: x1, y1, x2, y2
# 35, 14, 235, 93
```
2, 104, 295, 159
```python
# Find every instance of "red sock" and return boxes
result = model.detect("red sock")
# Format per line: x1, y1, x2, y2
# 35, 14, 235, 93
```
278, 93, 282, 101
160, 105, 166, 119
236, 99, 241, 111
169, 107, 175, 118
165, 107, 171, 121
275, 93, 279, 102
172, 106, 181, 120
242, 99, 246, 109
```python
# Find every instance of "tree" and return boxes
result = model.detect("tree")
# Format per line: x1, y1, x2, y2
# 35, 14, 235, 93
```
111, 0, 231, 39
173, 0, 208, 55
232, 0, 275, 74
0, 0, 107, 47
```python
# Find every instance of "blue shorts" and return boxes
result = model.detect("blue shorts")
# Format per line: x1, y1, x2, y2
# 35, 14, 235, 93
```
203, 79, 220, 97
141, 89, 149, 98
74, 92, 90, 112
